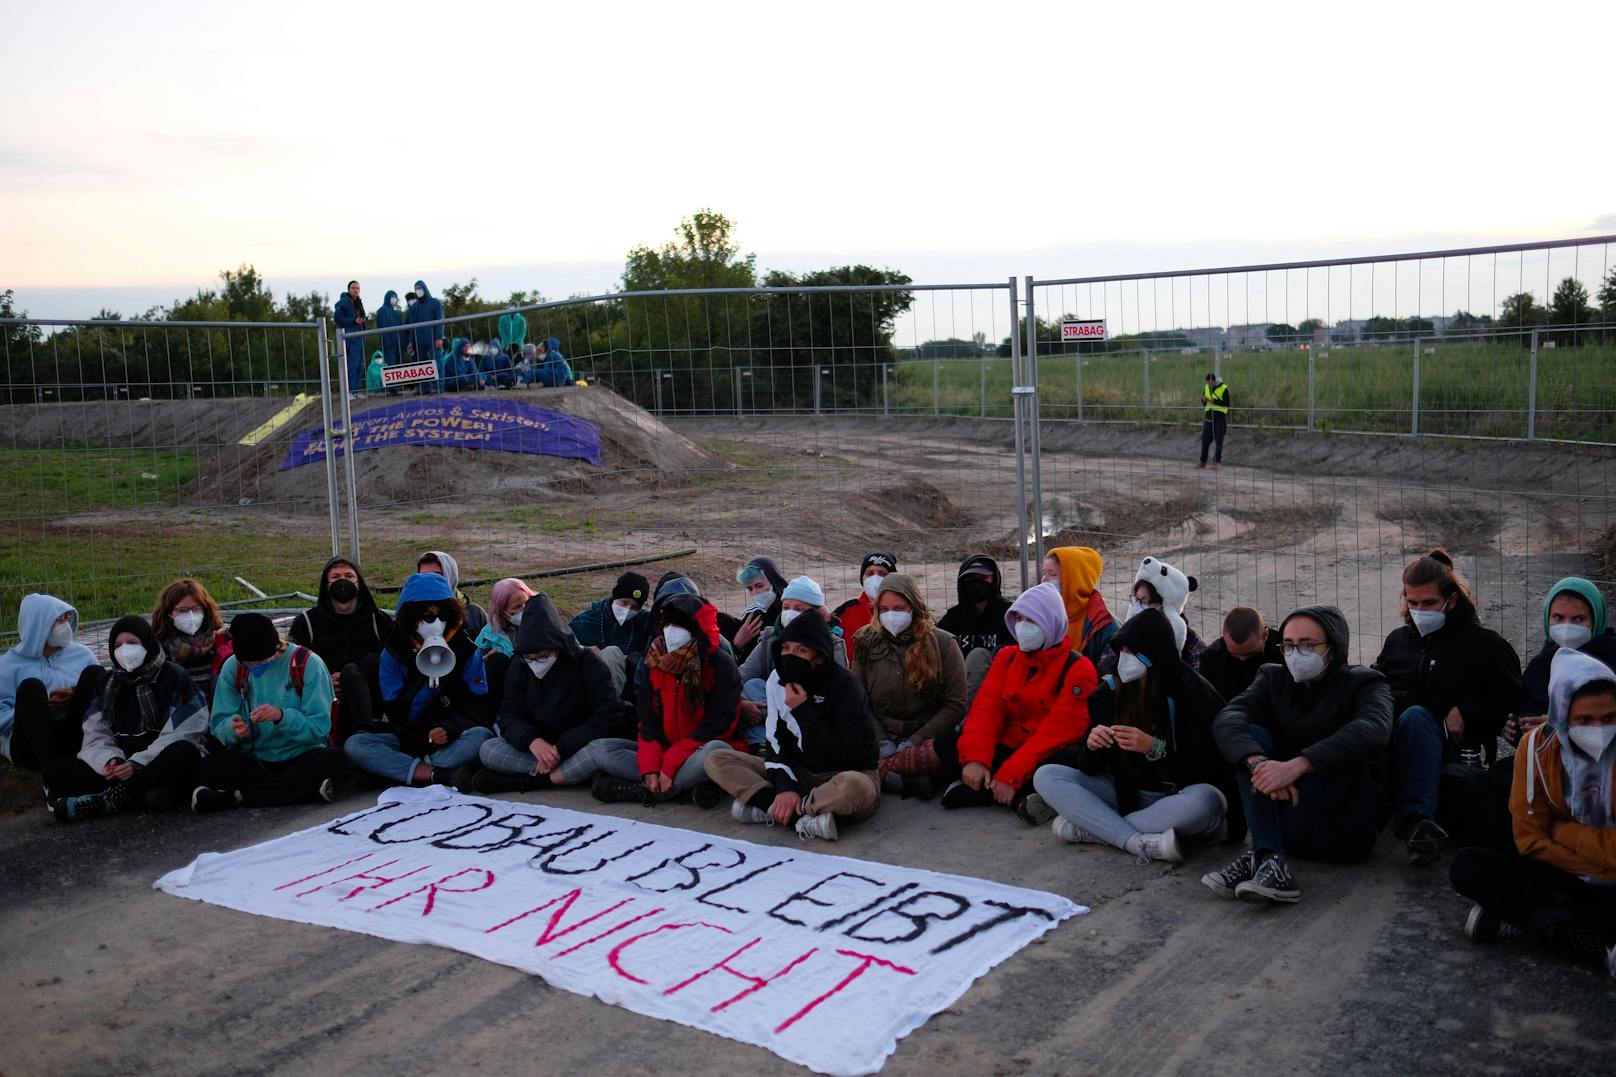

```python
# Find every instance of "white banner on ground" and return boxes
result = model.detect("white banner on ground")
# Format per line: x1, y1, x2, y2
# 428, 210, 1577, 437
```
155, 788, 1083, 1076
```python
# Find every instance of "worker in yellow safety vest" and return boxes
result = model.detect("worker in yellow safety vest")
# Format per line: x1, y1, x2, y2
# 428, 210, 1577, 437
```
1200, 372, 1230, 468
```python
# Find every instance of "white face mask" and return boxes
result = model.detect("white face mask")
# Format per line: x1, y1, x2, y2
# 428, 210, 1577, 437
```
878, 610, 913, 637
1126, 600, 1149, 622
1549, 623, 1593, 650
1568, 724, 1616, 760
1285, 649, 1327, 683
747, 590, 775, 615
525, 655, 557, 679
612, 602, 635, 626
780, 609, 802, 628
1409, 608, 1447, 637
863, 574, 885, 602
508, 611, 523, 629
1014, 620, 1045, 652
418, 618, 446, 639
172, 610, 205, 636
47, 620, 73, 648
663, 625, 693, 652
1116, 651, 1149, 684
113, 643, 148, 671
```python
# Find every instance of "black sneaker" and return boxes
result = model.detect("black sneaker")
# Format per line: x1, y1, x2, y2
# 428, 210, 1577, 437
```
900, 775, 934, 800
190, 787, 238, 814
469, 769, 541, 795
591, 774, 653, 806
1552, 922, 1616, 976
1235, 853, 1301, 904
1405, 818, 1448, 865
1464, 904, 1525, 942
431, 764, 475, 789
690, 780, 724, 810
1015, 792, 1057, 826
1201, 850, 1257, 899
940, 781, 996, 810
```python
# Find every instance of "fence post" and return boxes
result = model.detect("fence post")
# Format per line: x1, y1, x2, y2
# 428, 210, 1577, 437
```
979, 357, 987, 419
1024, 276, 1045, 568
1527, 328, 1539, 441
1141, 350, 1150, 421
1075, 349, 1084, 423
315, 321, 342, 558
882, 366, 891, 416
1307, 348, 1316, 432
733, 367, 743, 417
813, 366, 822, 416
932, 359, 940, 417
334, 327, 362, 564
1009, 276, 1030, 592
1411, 338, 1421, 436
653, 368, 664, 416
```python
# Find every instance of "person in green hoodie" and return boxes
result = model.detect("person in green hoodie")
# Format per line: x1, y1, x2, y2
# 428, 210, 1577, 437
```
365, 350, 384, 394
190, 612, 344, 812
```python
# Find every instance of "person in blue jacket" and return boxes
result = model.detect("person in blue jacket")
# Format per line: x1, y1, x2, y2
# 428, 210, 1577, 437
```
405, 280, 445, 372
480, 337, 515, 389
440, 338, 481, 392
1, 594, 105, 797
333, 281, 368, 396
524, 338, 574, 387
376, 289, 406, 367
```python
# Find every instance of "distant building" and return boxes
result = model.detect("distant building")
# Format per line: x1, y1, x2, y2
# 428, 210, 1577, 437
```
1181, 327, 1227, 351
1228, 323, 1277, 351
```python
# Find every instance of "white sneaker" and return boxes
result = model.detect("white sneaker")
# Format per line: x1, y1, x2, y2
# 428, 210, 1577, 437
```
794, 812, 838, 841
731, 799, 772, 825
1136, 829, 1183, 863
1051, 816, 1103, 844
318, 778, 337, 803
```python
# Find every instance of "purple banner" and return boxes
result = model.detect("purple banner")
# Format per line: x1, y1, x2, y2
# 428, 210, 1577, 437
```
278, 398, 601, 471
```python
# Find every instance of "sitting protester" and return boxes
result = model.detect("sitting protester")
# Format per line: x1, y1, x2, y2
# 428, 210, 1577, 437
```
1205, 605, 1392, 904
1449, 650, 1616, 977
474, 576, 536, 699
50, 616, 208, 822
524, 337, 574, 388
728, 555, 787, 664
1118, 556, 1206, 672
707, 609, 881, 841
1032, 606, 1228, 860
737, 575, 848, 749
288, 557, 392, 742
856, 573, 967, 796
472, 594, 634, 793
1375, 548, 1522, 865
345, 572, 494, 787
440, 338, 482, 391
570, 571, 654, 698
590, 592, 744, 805
833, 552, 897, 665
937, 554, 1016, 705
191, 612, 345, 812
478, 337, 516, 389
1198, 606, 1284, 705
1043, 546, 1117, 666
1520, 577, 1616, 721
0, 594, 104, 793
151, 578, 232, 700
417, 549, 489, 638
365, 349, 384, 394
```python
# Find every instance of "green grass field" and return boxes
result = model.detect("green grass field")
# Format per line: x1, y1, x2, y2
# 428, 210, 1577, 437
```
895, 340, 1616, 441
0, 445, 199, 520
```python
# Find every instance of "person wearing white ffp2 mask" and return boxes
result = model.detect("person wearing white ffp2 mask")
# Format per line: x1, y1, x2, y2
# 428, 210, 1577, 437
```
851, 572, 967, 766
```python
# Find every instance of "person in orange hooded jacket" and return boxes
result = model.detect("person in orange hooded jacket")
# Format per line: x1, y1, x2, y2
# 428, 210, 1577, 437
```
1044, 546, 1117, 667
1450, 649, 1616, 977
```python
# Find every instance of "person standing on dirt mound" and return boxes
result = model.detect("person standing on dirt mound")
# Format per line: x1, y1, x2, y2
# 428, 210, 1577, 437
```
334, 281, 367, 398
405, 280, 445, 376
1042, 546, 1117, 666
938, 554, 1015, 707
834, 552, 897, 665
376, 289, 406, 367
1200, 371, 1230, 469
288, 557, 393, 742
1375, 549, 1522, 867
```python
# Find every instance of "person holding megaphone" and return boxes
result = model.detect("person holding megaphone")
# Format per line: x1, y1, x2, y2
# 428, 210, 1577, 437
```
345, 573, 494, 788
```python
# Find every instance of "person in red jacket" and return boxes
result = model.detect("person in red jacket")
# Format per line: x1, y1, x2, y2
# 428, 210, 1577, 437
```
833, 552, 896, 665
925, 582, 1096, 814
590, 592, 743, 806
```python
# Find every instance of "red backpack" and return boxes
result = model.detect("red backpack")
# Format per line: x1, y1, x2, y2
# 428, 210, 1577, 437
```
234, 645, 313, 699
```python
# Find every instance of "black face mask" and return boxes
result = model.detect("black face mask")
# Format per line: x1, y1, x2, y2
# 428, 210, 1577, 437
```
775, 653, 817, 690
960, 578, 995, 603
329, 579, 359, 603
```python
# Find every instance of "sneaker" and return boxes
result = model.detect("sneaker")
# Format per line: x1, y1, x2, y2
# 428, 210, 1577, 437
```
1052, 816, 1104, 845
940, 781, 995, 810
1201, 850, 1258, 899
795, 812, 839, 841
1464, 903, 1525, 943
899, 775, 934, 800
470, 769, 540, 795
317, 777, 342, 803
1016, 792, 1056, 826
690, 780, 724, 810
731, 799, 772, 825
54, 791, 115, 823
591, 774, 653, 806
433, 764, 478, 791
1405, 818, 1448, 865
1135, 829, 1184, 864
1236, 853, 1301, 904
190, 787, 237, 814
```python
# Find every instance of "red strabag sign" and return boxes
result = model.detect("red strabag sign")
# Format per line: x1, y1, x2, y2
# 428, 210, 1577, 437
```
1061, 319, 1107, 342
381, 360, 439, 387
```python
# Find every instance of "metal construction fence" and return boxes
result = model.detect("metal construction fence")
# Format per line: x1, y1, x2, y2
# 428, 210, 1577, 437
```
4, 233, 1615, 664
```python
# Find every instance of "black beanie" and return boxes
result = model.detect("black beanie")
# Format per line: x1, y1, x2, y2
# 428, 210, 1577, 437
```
230, 612, 281, 663
613, 572, 651, 604
861, 552, 897, 575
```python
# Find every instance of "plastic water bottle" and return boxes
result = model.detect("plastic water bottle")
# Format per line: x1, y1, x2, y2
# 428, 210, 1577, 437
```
1459, 746, 1486, 769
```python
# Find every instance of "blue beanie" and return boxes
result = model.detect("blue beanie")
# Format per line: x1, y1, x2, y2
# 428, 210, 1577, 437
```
782, 575, 826, 608
398, 572, 455, 605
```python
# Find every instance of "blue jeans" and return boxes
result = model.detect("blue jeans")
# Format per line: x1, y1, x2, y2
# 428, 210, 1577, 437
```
1032, 765, 1224, 851
742, 678, 768, 748
1236, 724, 1379, 863
1390, 705, 1456, 833
344, 726, 494, 784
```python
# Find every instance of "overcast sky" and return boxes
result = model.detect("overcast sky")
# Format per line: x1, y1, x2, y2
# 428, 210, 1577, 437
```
4, 0, 1613, 321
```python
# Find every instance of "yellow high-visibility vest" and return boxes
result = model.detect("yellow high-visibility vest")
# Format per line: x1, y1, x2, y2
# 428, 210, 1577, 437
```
1203, 382, 1229, 415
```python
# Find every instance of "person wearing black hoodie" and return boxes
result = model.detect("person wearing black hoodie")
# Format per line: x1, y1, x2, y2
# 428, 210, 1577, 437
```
705, 610, 880, 841
1206, 605, 1393, 905
728, 555, 787, 664
288, 557, 393, 742
1197, 607, 1284, 705
1374, 549, 1522, 865
469, 594, 635, 793
938, 554, 1015, 705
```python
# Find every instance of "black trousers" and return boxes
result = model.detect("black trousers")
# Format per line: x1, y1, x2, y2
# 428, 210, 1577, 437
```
194, 748, 346, 807
1451, 845, 1616, 945
333, 654, 380, 743
43, 740, 202, 801
10, 666, 108, 772
932, 728, 1019, 789
1200, 412, 1227, 464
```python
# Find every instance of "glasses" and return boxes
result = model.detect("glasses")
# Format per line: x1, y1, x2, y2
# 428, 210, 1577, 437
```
1282, 641, 1326, 656
173, 604, 205, 616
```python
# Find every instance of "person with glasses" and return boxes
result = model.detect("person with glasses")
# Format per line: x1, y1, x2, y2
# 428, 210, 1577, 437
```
1204, 605, 1392, 905
150, 579, 232, 701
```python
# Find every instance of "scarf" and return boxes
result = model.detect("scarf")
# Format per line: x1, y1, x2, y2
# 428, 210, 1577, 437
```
164, 628, 218, 665
1078, 591, 1114, 650
647, 639, 705, 710
104, 649, 169, 734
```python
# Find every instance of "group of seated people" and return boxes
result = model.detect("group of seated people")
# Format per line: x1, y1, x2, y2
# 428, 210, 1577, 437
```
3, 544, 1613, 978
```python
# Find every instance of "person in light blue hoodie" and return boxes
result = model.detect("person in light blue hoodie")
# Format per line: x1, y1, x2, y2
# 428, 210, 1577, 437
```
0, 594, 104, 794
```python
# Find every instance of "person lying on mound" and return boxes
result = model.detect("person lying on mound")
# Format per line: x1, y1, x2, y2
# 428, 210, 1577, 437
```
706, 609, 880, 841
468, 594, 634, 794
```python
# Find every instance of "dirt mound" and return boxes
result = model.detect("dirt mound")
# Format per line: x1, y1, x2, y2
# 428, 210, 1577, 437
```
871, 478, 966, 529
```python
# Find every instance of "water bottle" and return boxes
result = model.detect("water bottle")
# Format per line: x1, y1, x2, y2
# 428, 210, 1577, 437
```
1459, 746, 1486, 769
